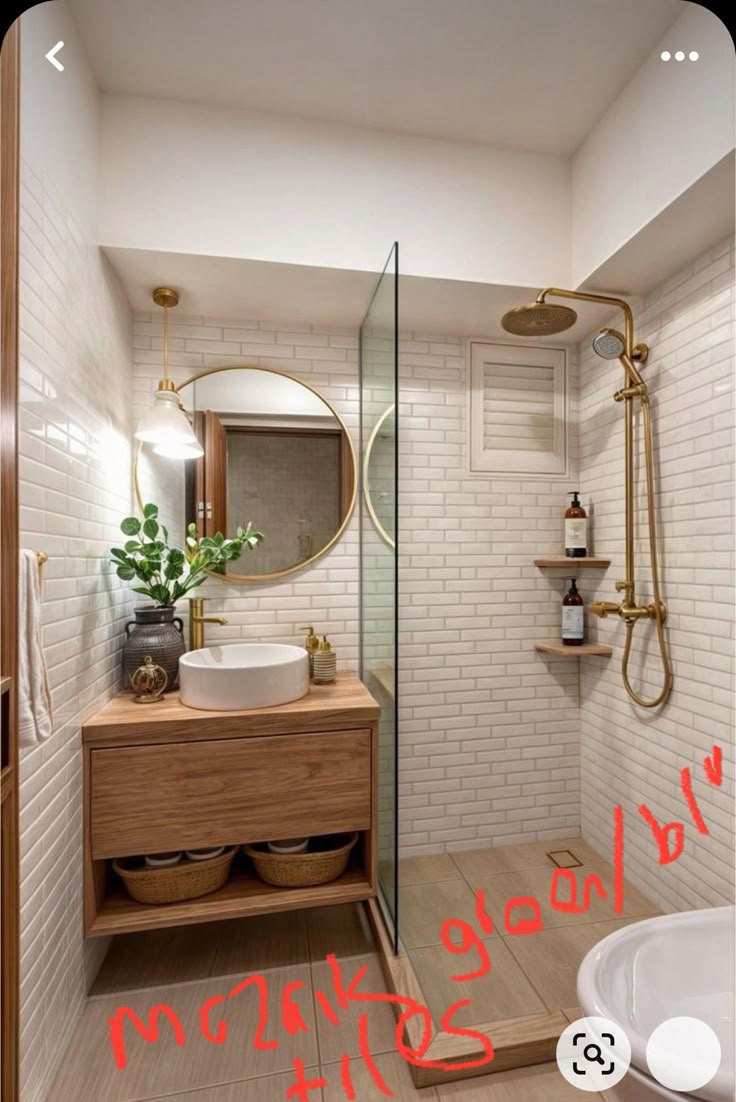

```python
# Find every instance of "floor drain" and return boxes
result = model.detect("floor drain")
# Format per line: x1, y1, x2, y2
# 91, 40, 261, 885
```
546, 849, 582, 868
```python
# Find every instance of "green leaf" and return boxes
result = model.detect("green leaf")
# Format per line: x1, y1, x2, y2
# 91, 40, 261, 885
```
124, 540, 141, 553
110, 547, 127, 560
143, 503, 158, 519
116, 565, 136, 581
143, 517, 159, 540
120, 517, 141, 536
161, 525, 169, 544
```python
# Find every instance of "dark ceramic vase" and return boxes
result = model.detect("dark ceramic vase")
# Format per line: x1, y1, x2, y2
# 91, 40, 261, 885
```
123, 606, 185, 691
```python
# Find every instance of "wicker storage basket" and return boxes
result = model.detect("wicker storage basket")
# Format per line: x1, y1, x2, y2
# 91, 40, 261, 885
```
243, 833, 358, 888
113, 846, 236, 905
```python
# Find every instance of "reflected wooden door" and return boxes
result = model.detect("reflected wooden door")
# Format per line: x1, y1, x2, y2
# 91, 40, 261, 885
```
194, 411, 228, 538
204, 411, 227, 537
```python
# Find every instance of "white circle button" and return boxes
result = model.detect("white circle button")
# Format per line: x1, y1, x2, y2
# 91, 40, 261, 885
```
557, 1016, 631, 1091
675, 50, 685, 60
646, 1017, 721, 1093
689, 51, 699, 61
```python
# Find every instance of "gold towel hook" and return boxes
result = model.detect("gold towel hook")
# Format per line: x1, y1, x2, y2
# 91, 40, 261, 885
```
36, 551, 48, 570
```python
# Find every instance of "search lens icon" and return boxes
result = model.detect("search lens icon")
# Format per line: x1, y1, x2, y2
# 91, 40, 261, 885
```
557, 1017, 631, 1091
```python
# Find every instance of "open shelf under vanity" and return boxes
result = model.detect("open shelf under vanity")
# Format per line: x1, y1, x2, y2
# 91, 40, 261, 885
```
88, 845, 373, 936
534, 641, 612, 657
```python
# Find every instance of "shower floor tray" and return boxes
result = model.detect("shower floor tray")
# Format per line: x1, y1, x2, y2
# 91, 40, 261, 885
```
369, 834, 660, 1089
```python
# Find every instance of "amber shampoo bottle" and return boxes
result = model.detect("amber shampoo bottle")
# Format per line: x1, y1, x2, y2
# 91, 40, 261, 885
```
564, 491, 587, 557
562, 579, 584, 646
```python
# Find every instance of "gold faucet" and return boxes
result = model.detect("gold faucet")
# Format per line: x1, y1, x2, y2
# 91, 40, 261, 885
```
188, 596, 228, 651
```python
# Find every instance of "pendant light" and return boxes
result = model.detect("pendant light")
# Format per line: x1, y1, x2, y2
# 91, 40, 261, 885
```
134, 288, 204, 459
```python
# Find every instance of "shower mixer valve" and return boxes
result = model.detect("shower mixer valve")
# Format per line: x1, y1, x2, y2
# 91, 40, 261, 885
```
589, 597, 667, 624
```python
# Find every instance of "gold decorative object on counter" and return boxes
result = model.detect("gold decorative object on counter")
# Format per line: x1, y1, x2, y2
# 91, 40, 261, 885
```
130, 656, 168, 704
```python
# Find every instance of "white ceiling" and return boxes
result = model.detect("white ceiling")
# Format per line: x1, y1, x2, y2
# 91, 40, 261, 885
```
104, 246, 617, 341
68, 0, 683, 156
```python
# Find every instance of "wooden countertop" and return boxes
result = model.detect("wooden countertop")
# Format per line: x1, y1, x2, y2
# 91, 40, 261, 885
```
83, 671, 379, 747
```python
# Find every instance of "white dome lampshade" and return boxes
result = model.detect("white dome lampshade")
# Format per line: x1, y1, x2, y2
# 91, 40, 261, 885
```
133, 287, 204, 460
135, 385, 203, 458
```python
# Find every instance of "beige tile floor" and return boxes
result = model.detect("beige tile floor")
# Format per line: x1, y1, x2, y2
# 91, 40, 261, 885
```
401, 835, 660, 1035
49, 839, 656, 1101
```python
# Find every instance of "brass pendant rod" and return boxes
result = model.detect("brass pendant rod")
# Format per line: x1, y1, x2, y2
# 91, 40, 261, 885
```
163, 300, 169, 384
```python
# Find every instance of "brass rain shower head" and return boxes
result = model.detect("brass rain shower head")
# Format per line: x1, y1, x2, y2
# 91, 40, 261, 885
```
500, 301, 578, 337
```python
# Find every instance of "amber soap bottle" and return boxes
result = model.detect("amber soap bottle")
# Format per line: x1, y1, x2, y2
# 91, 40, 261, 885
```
562, 579, 584, 645
565, 491, 588, 557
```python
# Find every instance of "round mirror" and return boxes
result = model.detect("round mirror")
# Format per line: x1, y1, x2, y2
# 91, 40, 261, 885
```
135, 365, 356, 582
364, 404, 395, 548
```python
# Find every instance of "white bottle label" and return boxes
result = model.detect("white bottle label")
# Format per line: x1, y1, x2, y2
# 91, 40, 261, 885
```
562, 606, 584, 640
565, 518, 587, 551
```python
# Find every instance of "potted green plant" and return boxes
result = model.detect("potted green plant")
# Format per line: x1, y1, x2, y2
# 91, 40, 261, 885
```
110, 503, 263, 689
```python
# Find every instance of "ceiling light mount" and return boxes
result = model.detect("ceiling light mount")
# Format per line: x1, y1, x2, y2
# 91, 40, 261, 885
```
152, 287, 179, 310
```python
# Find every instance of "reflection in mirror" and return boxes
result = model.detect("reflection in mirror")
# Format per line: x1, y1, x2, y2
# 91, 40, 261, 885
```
136, 366, 356, 582
364, 404, 395, 548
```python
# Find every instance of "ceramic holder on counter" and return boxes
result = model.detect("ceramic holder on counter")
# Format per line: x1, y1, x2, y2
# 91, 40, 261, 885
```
123, 606, 185, 691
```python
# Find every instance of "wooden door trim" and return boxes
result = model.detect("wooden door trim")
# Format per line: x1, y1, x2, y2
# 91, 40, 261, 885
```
1, 18, 21, 1102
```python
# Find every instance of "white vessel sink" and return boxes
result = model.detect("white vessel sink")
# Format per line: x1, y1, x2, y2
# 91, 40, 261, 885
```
179, 644, 310, 711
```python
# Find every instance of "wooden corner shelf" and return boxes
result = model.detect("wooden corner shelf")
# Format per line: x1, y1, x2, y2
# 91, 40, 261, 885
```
87, 850, 373, 937
534, 641, 612, 657
533, 556, 611, 568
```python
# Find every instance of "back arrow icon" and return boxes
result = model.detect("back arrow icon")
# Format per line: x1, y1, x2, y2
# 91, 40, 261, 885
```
45, 41, 64, 71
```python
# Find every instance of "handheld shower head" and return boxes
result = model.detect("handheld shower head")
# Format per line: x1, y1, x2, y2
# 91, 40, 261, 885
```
501, 301, 578, 337
592, 328, 626, 360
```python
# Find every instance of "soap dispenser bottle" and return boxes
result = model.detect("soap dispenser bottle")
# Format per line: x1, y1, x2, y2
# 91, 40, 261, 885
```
313, 635, 337, 684
562, 579, 584, 646
565, 492, 588, 558
301, 625, 319, 677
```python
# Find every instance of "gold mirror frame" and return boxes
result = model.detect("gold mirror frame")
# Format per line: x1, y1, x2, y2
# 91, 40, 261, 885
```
134, 363, 357, 583
363, 403, 396, 550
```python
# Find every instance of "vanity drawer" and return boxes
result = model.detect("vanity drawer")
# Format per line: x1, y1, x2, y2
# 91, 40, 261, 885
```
89, 729, 372, 859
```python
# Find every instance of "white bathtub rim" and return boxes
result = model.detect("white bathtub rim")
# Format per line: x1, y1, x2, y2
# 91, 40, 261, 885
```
577, 906, 734, 1102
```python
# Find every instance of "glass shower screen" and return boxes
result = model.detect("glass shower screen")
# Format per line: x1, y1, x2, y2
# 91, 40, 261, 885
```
360, 243, 399, 951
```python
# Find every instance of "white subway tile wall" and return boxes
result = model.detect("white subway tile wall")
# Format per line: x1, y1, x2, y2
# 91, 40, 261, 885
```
134, 319, 584, 857
18, 160, 133, 1102
131, 314, 360, 663
579, 238, 735, 912
398, 336, 582, 853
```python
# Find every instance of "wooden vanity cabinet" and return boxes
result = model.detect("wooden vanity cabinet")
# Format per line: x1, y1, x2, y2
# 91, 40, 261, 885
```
82, 673, 379, 936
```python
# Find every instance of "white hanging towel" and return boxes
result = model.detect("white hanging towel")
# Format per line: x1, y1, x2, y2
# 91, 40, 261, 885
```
18, 549, 53, 747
